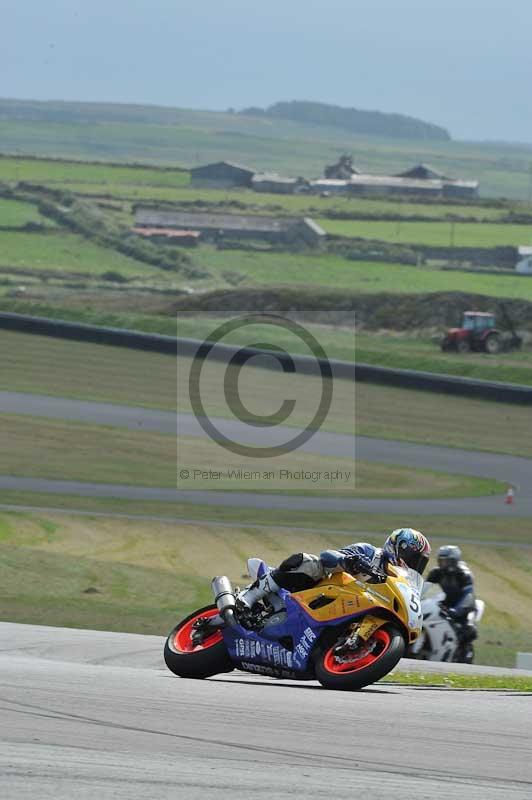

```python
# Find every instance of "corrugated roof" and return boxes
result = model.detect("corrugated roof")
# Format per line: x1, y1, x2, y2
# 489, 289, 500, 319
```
302, 217, 326, 236
135, 208, 289, 232
444, 180, 479, 189
252, 173, 299, 184
132, 227, 200, 238
190, 160, 255, 175
396, 163, 449, 180
350, 174, 443, 189
312, 179, 349, 188
313, 176, 444, 191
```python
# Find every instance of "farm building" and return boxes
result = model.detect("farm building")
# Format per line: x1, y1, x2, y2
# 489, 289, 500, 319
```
324, 155, 359, 179
346, 174, 443, 197
396, 163, 479, 199
516, 246, 532, 274
131, 227, 200, 247
252, 173, 310, 194
308, 175, 444, 198
189, 161, 255, 188
311, 179, 350, 195
441, 179, 480, 199
134, 208, 326, 247
396, 163, 449, 180
310, 173, 478, 199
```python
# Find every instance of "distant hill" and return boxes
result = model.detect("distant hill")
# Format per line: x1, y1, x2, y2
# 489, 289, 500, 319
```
1, 97, 531, 198
0, 98, 450, 141
239, 100, 451, 142
0, 98, 193, 125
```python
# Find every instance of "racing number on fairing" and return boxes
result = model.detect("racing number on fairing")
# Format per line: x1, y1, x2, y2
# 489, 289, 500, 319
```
410, 596, 420, 614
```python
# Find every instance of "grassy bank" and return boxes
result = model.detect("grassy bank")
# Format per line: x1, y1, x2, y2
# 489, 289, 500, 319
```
0, 508, 530, 665
3, 301, 532, 387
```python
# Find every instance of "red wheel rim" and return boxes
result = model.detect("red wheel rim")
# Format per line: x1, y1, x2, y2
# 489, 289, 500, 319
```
323, 628, 391, 674
173, 608, 223, 653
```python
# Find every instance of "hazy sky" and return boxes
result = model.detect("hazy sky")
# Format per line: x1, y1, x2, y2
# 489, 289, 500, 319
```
2, 0, 531, 141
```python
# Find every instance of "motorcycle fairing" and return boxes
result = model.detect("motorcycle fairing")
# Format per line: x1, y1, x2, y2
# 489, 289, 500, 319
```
223, 568, 421, 676
222, 589, 348, 676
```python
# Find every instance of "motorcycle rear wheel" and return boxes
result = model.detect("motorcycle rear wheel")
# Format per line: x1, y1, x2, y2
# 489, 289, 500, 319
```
164, 605, 234, 679
315, 623, 405, 691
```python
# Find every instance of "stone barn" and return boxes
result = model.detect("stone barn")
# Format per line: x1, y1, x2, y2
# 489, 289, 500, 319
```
252, 173, 310, 194
189, 161, 255, 188
134, 208, 325, 248
397, 164, 479, 199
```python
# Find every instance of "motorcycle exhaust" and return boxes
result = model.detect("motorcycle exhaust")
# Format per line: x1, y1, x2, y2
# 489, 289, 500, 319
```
211, 576, 237, 627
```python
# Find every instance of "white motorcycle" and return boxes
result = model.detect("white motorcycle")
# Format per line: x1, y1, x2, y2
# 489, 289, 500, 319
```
408, 586, 485, 664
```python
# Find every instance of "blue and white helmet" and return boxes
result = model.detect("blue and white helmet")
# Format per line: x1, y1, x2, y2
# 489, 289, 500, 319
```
383, 528, 431, 575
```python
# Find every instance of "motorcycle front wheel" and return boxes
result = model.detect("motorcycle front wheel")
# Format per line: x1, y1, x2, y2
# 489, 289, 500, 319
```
314, 623, 405, 691
164, 605, 234, 679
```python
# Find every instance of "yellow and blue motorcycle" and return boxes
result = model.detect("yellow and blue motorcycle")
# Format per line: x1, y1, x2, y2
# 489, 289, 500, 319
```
164, 559, 423, 691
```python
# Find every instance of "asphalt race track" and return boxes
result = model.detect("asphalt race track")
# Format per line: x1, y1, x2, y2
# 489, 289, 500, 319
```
1, 623, 531, 800
1, 390, 531, 516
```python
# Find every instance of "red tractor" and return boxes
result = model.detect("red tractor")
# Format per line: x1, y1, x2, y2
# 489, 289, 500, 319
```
441, 311, 521, 355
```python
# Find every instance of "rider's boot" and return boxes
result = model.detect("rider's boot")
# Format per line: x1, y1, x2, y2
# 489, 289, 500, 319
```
237, 571, 285, 612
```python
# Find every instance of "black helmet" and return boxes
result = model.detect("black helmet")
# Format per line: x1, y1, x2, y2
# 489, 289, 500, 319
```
383, 528, 431, 576
438, 545, 462, 572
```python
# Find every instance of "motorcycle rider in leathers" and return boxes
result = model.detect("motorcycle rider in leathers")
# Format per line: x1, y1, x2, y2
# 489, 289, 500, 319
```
237, 528, 431, 615
425, 545, 477, 655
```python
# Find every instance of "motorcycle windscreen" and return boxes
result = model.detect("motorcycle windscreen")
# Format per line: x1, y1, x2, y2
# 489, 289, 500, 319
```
405, 567, 424, 595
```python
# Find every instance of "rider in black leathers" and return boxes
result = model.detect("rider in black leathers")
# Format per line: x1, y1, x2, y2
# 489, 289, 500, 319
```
425, 545, 477, 654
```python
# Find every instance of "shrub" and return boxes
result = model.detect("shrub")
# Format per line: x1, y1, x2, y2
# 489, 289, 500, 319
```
101, 270, 129, 283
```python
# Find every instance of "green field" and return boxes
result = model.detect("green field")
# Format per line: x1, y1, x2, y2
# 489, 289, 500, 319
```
4, 155, 520, 223
196, 247, 532, 300
8, 218, 532, 298
22, 178, 513, 222
0, 508, 530, 665
0, 155, 189, 188
320, 218, 532, 247
0, 197, 54, 228
0, 230, 163, 277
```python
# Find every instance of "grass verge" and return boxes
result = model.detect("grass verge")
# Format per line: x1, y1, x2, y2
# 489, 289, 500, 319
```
0, 413, 502, 499
382, 672, 532, 690
1, 491, 531, 541
2, 330, 532, 458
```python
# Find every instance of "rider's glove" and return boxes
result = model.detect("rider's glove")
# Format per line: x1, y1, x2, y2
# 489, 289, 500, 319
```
342, 556, 386, 582
438, 601, 454, 619
341, 555, 366, 574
